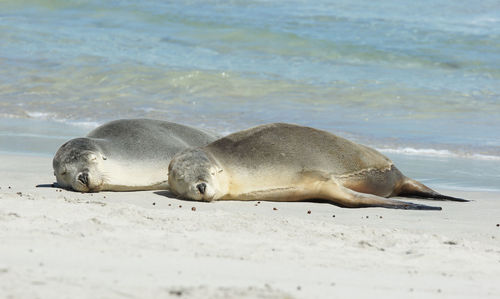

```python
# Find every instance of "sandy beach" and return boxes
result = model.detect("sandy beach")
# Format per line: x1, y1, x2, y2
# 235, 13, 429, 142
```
0, 153, 498, 298
2, 0, 499, 298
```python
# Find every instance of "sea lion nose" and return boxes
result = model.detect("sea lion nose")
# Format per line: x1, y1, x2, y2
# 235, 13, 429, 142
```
196, 183, 206, 194
78, 172, 89, 185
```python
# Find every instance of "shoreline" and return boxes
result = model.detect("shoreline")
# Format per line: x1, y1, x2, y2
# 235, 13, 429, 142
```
1, 153, 499, 298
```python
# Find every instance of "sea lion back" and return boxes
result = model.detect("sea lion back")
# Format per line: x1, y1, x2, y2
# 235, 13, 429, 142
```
206, 123, 392, 176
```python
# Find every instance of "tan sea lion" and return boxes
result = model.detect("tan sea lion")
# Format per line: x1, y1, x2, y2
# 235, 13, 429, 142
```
167, 123, 467, 210
53, 119, 219, 192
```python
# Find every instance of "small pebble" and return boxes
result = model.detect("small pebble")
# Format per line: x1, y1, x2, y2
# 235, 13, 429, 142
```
273, 207, 277, 211
152, 202, 156, 206
168, 203, 171, 206
332, 214, 335, 218
179, 205, 182, 208
17, 192, 22, 196
257, 201, 261, 204
307, 210, 311, 214
496, 224, 499, 227
191, 207, 196, 211
8, 186, 11, 189
379, 216, 383, 219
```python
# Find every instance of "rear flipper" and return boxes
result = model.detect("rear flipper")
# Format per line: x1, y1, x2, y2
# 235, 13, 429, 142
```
396, 178, 469, 202
318, 179, 442, 210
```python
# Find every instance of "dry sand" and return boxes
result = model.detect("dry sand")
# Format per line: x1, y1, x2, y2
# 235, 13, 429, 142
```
1, 153, 499, 298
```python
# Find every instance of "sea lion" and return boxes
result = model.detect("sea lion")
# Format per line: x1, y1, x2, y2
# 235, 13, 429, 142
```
167, 123, 467, 210
53, 119, 219, 192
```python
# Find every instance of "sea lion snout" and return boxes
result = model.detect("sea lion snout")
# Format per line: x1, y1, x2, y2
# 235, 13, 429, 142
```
73, 170, 104, 192
197, 183, 207, 194
78, 172, 89, 186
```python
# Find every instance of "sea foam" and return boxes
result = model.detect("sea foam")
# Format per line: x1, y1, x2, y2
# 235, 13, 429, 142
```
377, 147, 500, 161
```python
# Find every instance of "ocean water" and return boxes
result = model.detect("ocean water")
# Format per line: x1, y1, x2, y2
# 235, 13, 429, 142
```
1, 0, 499, 191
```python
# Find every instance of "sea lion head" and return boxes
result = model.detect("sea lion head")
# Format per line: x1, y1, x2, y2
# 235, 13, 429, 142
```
52, 138, 108, 192
168, 148, 222, 201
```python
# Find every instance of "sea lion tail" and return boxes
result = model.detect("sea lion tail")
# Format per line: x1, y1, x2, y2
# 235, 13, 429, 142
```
397, 178, 469, 202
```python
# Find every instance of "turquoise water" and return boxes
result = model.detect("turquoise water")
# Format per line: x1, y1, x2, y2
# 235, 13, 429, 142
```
1, 0, 499, 190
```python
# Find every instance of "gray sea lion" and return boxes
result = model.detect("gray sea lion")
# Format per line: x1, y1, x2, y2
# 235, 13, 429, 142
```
53, 119, 219, 192
168, 123, 467, 210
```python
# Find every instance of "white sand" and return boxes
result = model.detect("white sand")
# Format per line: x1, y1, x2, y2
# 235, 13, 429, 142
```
1, 153, 499, 298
